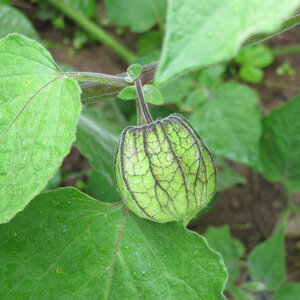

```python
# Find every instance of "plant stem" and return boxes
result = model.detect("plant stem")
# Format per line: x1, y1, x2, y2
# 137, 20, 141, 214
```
134, 78, 153, 124
273, 44, 300, 56
263, 80, 300, 92
136, 100, 146, 126
63, 72, 128, 86
47, 0, 137, 63
79, 61, 158, 105
273, 183, 292, 234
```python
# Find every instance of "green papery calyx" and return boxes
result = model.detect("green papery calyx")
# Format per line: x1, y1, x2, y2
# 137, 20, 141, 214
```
114, 113, 217, 224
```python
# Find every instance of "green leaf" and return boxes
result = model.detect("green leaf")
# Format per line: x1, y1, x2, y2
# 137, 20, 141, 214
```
274, 283, 300, 300
75, 108, 119, 186
276, 62, 296, 76
239, 65, 264, 83
216, 158, 246, 193
0, 4, 40, 40
159, 74, 195, 104
182, 89, 209, 112
260, 96, 300, 191
182, 65, 226, 112
143, 84, 164, 105
104, 0, 167, 32
73, 29, 89, 50
86, 170, 120, 203
189, 82, 261, 166
65, 0, 97, 19
0, 34, 81, 223
248, 227, 285, 290
137, 30, 162, 55
235, 45, 274, 68
226, 283, 255, 300
155, 0, 300, 84
198, 64, 226, 90
242, 14, 300, 48
127, 63, 142, 81
204, 225, 245, 286
118, 86, 137, 100
0, 188, 228, 299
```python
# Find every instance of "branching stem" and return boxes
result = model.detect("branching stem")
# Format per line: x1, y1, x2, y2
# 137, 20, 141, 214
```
134, 77, 153, 125
63, 72, 128, 86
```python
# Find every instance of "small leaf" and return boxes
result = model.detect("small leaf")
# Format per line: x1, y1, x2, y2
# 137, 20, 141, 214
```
104, 0, 167, 32
117, 86, 137, 100
0, 34, 81, 223
189, 82, 261, 166
143, 84, 164, 105
155, 0, 300, 85
274, 283, 300, 300
0, 188, 228, 299
0, 4, 40, 40
239, 65, 264, 83
127, 63, 142, 80
235, 45, 274, 68
248, 227, 285, 290
260, 96, 300, 191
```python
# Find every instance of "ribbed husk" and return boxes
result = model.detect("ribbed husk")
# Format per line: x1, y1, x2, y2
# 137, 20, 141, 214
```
114, 114, 216, 224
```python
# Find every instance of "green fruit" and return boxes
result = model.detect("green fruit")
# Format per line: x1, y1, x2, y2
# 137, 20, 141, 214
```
114, 114, 217, 224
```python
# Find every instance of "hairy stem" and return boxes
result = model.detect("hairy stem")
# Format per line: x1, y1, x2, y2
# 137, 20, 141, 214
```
63, 72, 128, 86
47, 0, 137, 62
135, 78, 153, 125
273, 44, 300, 56
273, 183, 292, 234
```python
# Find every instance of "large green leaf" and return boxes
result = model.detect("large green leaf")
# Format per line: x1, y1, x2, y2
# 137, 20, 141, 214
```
104, 0, 167, 32
248, 228, 285, 290
0, 34, 82, 223
189, 82, 261, 166
155, 0, 300, 84
75, 108, 119, 186
260, 96, 300, 191
274, 283, 300, 300
0, 4, 40, 40
204, 225, 245, 286
0, 188, 228, 299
